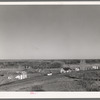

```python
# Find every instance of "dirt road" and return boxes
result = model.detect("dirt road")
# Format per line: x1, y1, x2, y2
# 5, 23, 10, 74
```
0, 74, 65, 91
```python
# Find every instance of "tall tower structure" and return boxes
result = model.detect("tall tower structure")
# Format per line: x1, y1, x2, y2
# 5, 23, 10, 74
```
80, 59, 86, 70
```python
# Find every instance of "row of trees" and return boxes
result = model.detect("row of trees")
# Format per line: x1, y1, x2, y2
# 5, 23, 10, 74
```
0, 60, 100, 69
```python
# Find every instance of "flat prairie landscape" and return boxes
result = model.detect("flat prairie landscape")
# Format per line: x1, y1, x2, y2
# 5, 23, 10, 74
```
0, 59, 100, 91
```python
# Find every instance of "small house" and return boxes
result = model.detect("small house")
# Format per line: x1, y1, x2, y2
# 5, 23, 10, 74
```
47, 72, 52, 76
92, 66, 99, 70
8, 75, 14, 80
8, 71, 27, 80
75, 67, 80, 71
36, 68, 42, 72
60, 67, 72, 73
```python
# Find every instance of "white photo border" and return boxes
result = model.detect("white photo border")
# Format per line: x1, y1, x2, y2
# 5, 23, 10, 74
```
0, 1, 100, 98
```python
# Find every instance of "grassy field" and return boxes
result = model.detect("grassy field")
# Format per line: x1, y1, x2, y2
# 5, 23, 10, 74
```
0, 59, 100, 91
17, 70, 100, 91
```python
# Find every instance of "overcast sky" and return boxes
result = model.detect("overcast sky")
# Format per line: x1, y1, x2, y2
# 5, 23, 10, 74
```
0, 5, 100, 59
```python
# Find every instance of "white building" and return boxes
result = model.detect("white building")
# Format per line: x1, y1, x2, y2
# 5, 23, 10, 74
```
8, 71, 27, 80
75, 67, 80, 71
92, 66, 99, 70
16, 71, 27, 80
47, 73, 52, 76
60, 68, 72, 73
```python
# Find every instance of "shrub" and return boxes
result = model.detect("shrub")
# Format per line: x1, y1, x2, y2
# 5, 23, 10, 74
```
32, 85, 45, 91
50, 62, 62, 68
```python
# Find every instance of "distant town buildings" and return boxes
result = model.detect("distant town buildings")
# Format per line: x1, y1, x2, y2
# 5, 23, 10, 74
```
92, 65, 99, 70
8, 71, 27, 80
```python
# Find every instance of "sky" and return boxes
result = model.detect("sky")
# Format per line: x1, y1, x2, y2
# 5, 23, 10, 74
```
0, 5, 100, 59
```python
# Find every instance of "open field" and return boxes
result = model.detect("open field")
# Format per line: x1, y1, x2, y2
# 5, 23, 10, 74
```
0, 59, 100, 91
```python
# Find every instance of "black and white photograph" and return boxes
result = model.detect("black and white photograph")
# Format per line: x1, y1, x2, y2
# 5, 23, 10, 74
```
0, 4, 100, 93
